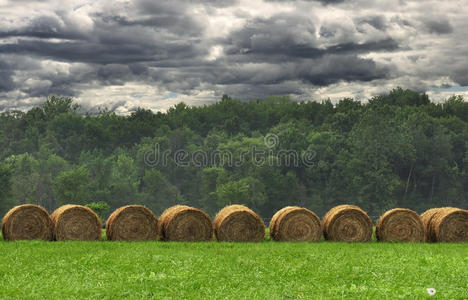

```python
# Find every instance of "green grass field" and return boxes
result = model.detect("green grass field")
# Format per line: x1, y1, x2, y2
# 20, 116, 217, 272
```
1, 240, 467, 299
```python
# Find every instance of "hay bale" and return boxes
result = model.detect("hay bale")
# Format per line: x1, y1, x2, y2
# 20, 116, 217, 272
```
158, 205, 212, 241
2, 204, 53, 241
376, 208, 424, 242
269, 206, 321, 242
421, 207, 468, 242
420, 208, 445, 242
213, 204, 265, 242
106, 205, 158, 241
50, 204, 102, 241
322, 204, 372, 242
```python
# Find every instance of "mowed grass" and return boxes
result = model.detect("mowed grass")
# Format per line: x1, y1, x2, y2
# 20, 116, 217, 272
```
1, 240, 468, 300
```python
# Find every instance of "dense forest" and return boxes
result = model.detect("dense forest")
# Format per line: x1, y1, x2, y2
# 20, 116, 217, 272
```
1, 88, 468, 222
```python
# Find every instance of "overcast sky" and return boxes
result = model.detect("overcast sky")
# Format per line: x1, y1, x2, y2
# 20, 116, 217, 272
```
1, 0, 467, 113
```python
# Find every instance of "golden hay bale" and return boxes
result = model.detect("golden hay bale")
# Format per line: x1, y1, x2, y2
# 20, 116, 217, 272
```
106, 205, 158, 241
420, 208, 445, 242
158, 205, 212, 241
269, 206, 321, 242
213, 204, 265, 242
375, 208, 424, 242
322, 204, 373, 242
2, 204, 53, 241
421, 207, 468, 242
50, 204, 102, 241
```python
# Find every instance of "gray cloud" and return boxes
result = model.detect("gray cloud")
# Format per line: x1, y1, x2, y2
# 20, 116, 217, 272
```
355, 16, 387, 31
0, 15, 85, 40
223, 14, 398, 62
264, 0, 345, 4
0, 0, 466, 112
423, 19, 453, 34
0, 60, 16, 92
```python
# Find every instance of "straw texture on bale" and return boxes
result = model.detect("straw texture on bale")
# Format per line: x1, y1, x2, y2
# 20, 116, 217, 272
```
2, 204, 53, 241
420, 208, 444, 242
158, 205, 212, 241
322, 205, 373, 242
376, 208, 424, 242
421, 207, 468, 242
269, 206, 321, 242
50, 204, 102, 241
213, 204, 265, 242
106, 205, 158, 241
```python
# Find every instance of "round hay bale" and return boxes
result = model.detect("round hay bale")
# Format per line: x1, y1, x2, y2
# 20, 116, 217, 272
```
2, 204, 53, 241
322, 204, 372, 242
213, 204, 265, 242
421, 207, 468, 242
269, 206, 321, 242
106, 205, 158, 241
50, 204, 102, 241
375, 208, 424, 242
421, 208, 445, 242
158, 205, 212, 241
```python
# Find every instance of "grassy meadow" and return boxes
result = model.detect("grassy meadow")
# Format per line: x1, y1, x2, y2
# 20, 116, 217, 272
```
1, 238, 467, 299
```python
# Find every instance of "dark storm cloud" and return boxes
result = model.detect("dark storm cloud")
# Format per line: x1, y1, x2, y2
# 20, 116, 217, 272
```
0, 38, 202, 64
223, 14, 398, 60
264, 0, 345, 4
355, 16, 387, 31
452, 68, 468, 86
136, 0, 239, 12
0, 0, 209, 101
102, 15, 202, 36
0, 15, 85, 40
423, 19, 453, 34
200, 54, 389, 92
298, 55, 390, 85
15, 62, 98, 99
1, 0, 466, 111
213, 13, 395, 91
0, 60, 16, 92
0, 4, 396, 106
20, 82, 80, 98
223, 14, 316, 56
0, 1, 207, 65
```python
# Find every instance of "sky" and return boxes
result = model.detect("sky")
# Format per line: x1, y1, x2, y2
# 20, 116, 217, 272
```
0, 0, 467, 114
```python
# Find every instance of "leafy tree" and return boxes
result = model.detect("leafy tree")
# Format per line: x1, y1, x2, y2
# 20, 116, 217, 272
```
215, 177, 266, 214
0, 90, 467, 219
53, 166, 91, 206
140, 169, 184, 215
85, 201, 110, 223
0, 162, 14, 216
42, 96, 79, 120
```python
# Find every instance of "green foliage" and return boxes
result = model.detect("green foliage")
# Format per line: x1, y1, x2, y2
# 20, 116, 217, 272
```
0, 90, 468, 219
42, 96, 79, 120
0, 162, 13, 216
140, 169, 184, 215
53, 165, 91, 206
85, 201, 110, 222
215, 176, 266, 210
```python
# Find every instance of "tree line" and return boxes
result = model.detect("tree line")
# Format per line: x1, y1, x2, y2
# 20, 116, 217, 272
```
1, 88, 467, 221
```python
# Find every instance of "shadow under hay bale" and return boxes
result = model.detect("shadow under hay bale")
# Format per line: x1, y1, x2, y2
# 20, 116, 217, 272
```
421, 207, 468, 242
376, 208, 424, 242
158, 205, 212, 241
269, 206, 321, 242
322, 204, 373, 242
106, 205, 158, 241
2, 204, 53, 241
50, 204, 102, 241
213, 204, 265, 242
